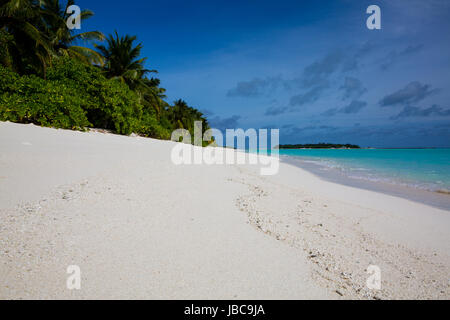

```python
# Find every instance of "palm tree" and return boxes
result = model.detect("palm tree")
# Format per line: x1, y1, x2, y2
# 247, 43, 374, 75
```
96, 31, 156, 89
0, 0, 104, 75
41, 0, 105, 65
168, 99, 188, 129
141, 77, 168, 119
168, 99, 208, 133
0, 0, 53, 75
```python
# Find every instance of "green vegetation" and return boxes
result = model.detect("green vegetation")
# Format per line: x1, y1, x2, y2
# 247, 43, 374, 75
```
0, 0, 209, 141
277, 143, 361, 149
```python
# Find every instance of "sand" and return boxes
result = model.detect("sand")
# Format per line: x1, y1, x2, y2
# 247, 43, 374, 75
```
0, 121, 449, 299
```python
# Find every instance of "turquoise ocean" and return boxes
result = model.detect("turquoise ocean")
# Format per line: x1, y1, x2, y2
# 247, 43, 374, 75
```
278, 148, 450, 193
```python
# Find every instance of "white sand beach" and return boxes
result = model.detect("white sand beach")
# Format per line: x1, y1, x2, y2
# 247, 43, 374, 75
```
0, 121, 449, 299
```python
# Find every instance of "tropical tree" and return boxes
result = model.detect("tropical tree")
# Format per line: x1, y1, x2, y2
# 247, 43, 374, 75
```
0, 0, 104, 74
0, 0, 52, 75
96, 31, 156, 89
0, 1, 211, 143
96, 31, 167, 118
40, 0, 105, 65
141, 77, 169, 119
167, 99, 209, 134
0, 28, 14, 68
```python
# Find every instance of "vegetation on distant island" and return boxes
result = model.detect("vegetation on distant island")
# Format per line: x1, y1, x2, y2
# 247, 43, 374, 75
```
277, 143, 360, 149
0, 0, 209, 142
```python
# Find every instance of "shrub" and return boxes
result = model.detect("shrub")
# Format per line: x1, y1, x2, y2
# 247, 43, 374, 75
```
135, 110, 171, 139
0, 57, 210, 142
0, 65, 90, 129
48, 58, 143, 135
0, 58, 144, 134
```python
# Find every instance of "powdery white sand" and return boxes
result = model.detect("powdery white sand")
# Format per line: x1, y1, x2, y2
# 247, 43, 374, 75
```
0, 122, 448, 299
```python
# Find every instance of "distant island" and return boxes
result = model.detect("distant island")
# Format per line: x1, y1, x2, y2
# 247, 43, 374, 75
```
277, 143, 360, 149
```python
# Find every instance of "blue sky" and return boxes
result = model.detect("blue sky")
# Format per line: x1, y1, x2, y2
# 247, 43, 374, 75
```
76, 0, 450, 147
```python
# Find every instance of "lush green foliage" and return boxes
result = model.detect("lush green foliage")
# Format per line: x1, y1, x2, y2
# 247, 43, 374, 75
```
47, 58, 143, 134
95, 32, 153, 88
165, 99, 209, 136
0, 64, 90, 129
0, 0, 104, 75
0, 29, 14, 68
0, 58, 157, 135
0, 0, 210, 142
135, 111, 171, 140
42, 0, 105, 65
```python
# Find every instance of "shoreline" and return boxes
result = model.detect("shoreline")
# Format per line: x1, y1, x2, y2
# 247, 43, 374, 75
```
281, 155, 450, 211
0, 122, 449, 299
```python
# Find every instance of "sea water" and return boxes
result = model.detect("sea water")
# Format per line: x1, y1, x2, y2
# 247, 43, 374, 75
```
278, 148, 450, 193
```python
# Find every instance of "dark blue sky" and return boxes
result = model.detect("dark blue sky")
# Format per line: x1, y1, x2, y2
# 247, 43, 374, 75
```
76, 0, 450, 147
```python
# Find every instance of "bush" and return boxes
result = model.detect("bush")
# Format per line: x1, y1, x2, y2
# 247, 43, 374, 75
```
48, 58, 143, 135
0, 58, 144, 134
0, 57, 209, 141
0, 65, 90, 129
135, 111, 171, 139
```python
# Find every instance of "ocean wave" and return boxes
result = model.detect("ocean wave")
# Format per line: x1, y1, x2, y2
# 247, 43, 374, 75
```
282, 154, 449, 193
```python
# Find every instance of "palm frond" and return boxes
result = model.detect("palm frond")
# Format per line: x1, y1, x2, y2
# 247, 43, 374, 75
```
68, 45, 104, 65
70, 30, 105, 42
